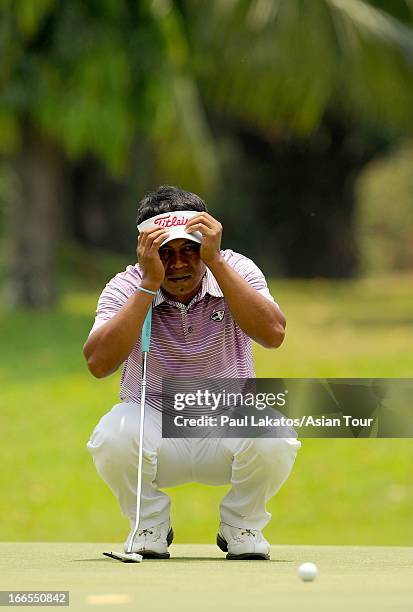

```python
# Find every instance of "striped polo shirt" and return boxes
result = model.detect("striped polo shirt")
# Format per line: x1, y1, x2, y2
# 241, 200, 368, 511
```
89, 249, 276, 411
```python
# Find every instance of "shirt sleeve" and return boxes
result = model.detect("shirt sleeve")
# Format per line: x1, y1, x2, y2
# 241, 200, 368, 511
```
227, 251, 278, 306
88, 266, 140, 336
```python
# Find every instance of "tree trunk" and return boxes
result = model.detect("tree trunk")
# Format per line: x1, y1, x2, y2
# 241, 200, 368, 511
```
8, 125, 66, 308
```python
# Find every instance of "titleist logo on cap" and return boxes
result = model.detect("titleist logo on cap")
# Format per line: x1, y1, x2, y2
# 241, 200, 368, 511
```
153, 214, 189, 228
137, 210, 202, 244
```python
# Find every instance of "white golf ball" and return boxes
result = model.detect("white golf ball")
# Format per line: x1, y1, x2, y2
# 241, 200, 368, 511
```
298, 562, 318, 581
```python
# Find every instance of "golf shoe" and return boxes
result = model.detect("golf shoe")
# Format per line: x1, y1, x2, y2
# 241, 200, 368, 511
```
217, 522, 270, 560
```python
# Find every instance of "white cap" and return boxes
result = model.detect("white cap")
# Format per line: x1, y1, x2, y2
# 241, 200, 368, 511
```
137, 210, 202, 247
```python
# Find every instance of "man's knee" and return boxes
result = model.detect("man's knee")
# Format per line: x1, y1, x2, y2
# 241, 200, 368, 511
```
87, 422, 135, 463
249, 437, 301, 473
87, 403, 138, 458
87, 402, 160, 464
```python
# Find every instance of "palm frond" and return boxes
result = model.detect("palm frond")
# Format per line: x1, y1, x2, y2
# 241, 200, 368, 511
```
327, 0, 413, 57
188, 0, 413, 135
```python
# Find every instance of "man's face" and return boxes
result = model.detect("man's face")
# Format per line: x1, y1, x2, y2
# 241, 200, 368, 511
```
159, 238, 206, 304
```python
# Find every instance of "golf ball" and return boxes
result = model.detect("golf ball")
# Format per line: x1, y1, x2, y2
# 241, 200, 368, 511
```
298, 562, 318, 581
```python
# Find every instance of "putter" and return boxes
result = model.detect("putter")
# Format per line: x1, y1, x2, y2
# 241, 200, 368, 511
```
103, 305, 153, 563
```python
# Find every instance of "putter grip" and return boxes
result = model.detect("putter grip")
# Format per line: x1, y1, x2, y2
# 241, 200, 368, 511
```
141, 306, 152, 353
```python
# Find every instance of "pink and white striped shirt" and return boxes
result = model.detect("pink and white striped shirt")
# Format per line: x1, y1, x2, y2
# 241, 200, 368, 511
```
90, 249, 276, 411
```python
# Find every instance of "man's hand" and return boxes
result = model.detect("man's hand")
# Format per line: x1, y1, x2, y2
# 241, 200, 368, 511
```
185, 212, 223, 267
137, 227, 170, 289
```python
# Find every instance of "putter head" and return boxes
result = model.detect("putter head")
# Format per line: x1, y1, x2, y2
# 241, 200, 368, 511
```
103, 551, 143, 563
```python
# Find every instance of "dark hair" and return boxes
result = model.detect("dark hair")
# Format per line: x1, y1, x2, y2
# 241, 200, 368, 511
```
136, 185, 208, 225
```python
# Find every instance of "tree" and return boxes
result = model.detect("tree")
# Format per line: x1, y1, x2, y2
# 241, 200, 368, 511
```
2, 0, 413, 305
183, 0, 413, 276
189, 0, 413, 134
0, 0, 218, 307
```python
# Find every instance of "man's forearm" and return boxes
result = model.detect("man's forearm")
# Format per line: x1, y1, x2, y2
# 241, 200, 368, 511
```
208, 258, 286, 349
83, 290, 154, 378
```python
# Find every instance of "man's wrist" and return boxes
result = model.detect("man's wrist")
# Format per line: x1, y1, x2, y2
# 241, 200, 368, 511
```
140, 279, 162, 292
206, 254, 225, 273
137, 286, 157, 296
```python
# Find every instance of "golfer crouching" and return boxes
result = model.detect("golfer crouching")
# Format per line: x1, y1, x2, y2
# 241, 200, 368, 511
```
83, 185, 301, 560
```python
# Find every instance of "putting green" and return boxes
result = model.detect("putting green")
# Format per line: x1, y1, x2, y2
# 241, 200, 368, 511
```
0, 543, 411, 611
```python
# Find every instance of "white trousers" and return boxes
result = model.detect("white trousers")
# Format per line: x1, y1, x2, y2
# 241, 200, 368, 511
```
87, 402, 301, 530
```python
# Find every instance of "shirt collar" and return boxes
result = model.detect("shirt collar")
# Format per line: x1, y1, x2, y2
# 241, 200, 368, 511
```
151, 267, 223, 308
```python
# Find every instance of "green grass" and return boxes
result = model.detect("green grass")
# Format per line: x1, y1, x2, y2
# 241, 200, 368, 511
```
257, 276, 413, 377
0, 275, 412, 545
1, 543, 412, 612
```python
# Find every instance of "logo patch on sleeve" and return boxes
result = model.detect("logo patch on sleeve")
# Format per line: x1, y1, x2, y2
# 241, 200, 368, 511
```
210, 309, 225, 322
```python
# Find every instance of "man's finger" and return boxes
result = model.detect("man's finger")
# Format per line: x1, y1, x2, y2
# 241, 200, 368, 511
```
186, 215, 215, 231
150, 232, 170, 250
192, 212, 220, 226
141, 228, 169, 248
186, 223, 216, 236
140, 227, 170, 239
187, 218, 222, 236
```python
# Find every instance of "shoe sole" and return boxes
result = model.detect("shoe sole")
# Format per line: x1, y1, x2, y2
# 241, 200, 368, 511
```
216, 533, 270, 561
140, 527, 174, 560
